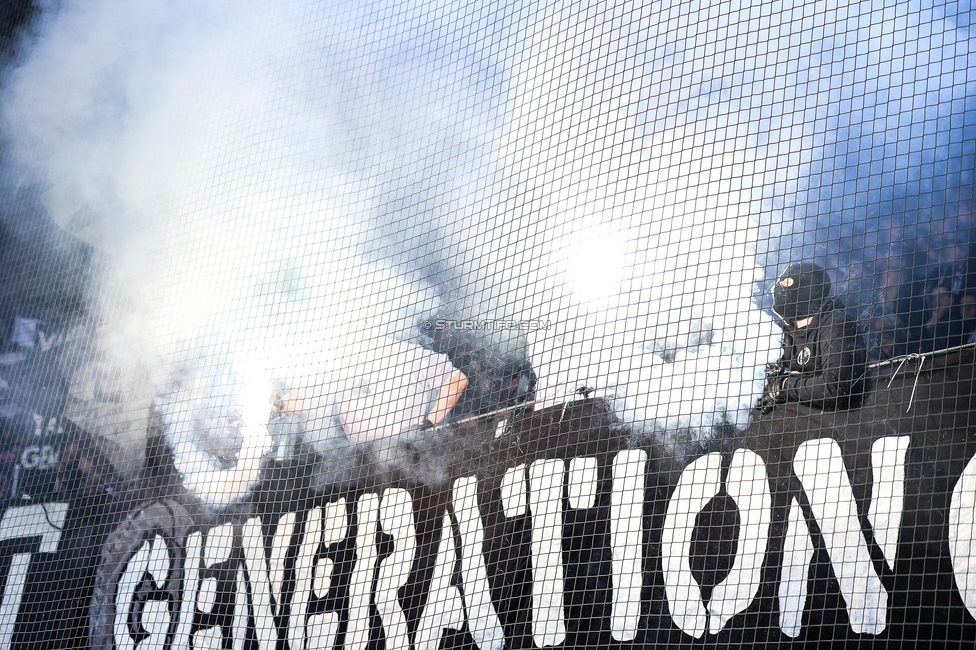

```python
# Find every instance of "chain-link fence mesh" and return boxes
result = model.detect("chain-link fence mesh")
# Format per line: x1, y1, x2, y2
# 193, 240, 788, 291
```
0, 0, 974, 647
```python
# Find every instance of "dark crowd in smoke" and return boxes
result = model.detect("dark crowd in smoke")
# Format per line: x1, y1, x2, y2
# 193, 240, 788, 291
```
0, 1, 97, 491
0, 196, 102, 501
755, 0, 976, 361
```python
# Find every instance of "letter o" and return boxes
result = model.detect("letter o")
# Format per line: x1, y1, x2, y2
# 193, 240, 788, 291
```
949, 451, 976, 620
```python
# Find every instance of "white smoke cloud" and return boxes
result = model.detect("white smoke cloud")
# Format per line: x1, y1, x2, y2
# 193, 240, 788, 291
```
2, 0, 479, 505
23, 0, 973, 501
509, 0, 976, 444
503, 0, 783, 442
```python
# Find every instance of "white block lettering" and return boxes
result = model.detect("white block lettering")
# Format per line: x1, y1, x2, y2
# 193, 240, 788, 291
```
949, 448, 976, 621
289, 508, 322, 650
794, 438, 887, 635
501, 465, 527, 518
142, 599, 170, 650
610, 449, 646, 642
308, 500, 346, 650
708, 449, 771, 633
204, 522, 235, 567
778, 498, 815, 638
233, 566, 247, 650
868, 436, 911, 570
241, 515, 293, 650
662, 452, 723, 639
0, 503, 68, 554
416, 513, 466, 650
199, 522, 234, 613
312, 500, 347, 600
529, 459, 566, 647
113, 537, 154, 650
192, 625, 222, 649
348, 494, 380, 650
377, 489, 417, 650
306, 612, 340, 650
453, 476, 505, 650
172, 531, 202, 650
271, 512, 297, 605
567, 457, 597, 510
0, 503, 68, 649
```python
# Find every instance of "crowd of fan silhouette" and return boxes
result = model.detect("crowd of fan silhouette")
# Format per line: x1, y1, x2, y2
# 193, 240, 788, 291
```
864, 259, 976, 362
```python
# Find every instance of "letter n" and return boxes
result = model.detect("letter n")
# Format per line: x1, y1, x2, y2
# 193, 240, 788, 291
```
789, 438, 888, 635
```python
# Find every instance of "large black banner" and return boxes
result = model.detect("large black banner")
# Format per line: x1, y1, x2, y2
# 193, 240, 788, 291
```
1, 352, 975, 648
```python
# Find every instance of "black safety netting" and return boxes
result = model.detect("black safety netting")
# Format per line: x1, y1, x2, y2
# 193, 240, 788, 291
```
0, 0, 974, 648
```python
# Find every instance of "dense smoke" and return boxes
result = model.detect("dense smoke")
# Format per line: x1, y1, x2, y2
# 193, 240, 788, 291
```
0, 0, 972, 504
0, 0, 525, 505
503, 0, 784, 445
753, 0, 976, 313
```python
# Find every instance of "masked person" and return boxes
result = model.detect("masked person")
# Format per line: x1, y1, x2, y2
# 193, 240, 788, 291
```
758, 263, 867, 412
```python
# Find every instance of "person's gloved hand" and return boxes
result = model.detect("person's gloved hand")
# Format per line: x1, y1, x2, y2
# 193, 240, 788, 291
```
757, 365, 788, 413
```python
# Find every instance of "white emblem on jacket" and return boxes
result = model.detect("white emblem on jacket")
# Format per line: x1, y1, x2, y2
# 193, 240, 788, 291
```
797, 347, 812, 366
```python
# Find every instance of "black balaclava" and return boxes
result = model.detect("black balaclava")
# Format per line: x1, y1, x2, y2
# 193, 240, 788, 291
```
772, 262, 831, 326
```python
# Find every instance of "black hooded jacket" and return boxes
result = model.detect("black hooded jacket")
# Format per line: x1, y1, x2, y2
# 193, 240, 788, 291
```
777, 298, 867, 410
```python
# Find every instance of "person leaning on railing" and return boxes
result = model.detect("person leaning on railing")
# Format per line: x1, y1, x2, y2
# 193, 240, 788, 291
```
758, 262, 867, 413
282, 338, 468, 446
